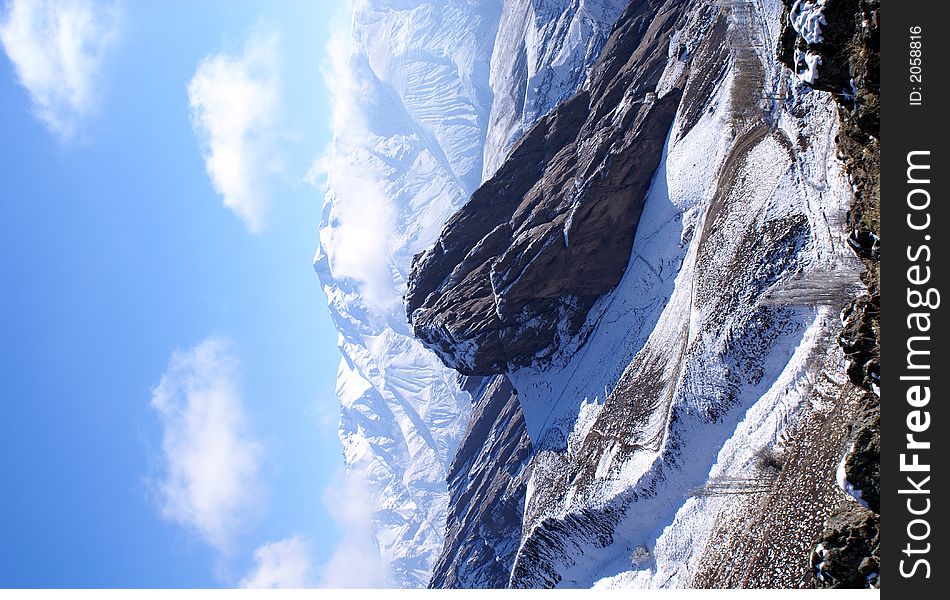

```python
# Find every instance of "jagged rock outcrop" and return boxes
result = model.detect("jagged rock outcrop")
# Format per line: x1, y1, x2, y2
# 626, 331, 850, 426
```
812, 505, 880, 588
429, 375, 532, 588
839, 295, 878, 390
841, 391, 879, 513
406, 0, 689, 375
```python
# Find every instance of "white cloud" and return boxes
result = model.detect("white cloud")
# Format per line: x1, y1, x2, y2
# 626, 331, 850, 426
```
188, 30, 281, 234
150, 336, 264, 553
313, 26, 399, 314
310, 24, 394, 585
318, 468, 387, 588
0, 0, 120, 140
319, 170, 396, 313
240, 535, 314, 589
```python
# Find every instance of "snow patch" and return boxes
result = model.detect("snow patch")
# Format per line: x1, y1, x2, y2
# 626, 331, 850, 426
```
836, 442, 869, 508
802, 51, 822, 84
790, 0, 827, 45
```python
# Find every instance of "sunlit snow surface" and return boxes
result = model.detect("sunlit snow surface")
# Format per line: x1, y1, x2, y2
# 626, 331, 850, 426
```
790, 0, 827, 45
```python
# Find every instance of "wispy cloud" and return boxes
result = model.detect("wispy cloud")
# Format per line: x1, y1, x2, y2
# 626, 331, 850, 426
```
188, 29, 281, 234
149, 336, 264, 553
312, 25, 398, 314
311, 21, 391, 588
240, 535, 314, 589
318, 468, 387, 588
0, 0, 120, 140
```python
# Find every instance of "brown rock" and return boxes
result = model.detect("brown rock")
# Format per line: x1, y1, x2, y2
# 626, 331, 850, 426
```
406, 0, 689, 375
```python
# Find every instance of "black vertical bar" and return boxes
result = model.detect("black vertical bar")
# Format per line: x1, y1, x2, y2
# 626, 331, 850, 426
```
882, 0, 946, 593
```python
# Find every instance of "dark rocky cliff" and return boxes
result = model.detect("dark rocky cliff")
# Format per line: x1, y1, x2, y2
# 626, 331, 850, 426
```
406, 0, 689, 375
429, 375, 532, 588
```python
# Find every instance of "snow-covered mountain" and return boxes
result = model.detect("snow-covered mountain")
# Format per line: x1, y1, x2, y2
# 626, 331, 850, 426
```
483, 0, 628, 179
405, 0, 880, 589
317, 0, 879, 589
314, 0, 626, 587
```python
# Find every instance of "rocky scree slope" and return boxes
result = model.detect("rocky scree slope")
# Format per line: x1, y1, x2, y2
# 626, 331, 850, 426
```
778, 0, 880, 588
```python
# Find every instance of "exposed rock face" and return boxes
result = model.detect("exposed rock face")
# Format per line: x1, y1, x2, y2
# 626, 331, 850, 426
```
839, 295, 879, 390
429, 375, 532, 588
406, 0, 689, 375
841, 392, 879, 514
812, 505, 880, 588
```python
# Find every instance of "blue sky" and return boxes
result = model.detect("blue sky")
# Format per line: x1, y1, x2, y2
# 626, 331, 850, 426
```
0, 0, 350, 588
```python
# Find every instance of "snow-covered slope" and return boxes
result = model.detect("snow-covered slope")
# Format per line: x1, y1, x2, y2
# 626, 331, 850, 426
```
315, 0, 626, 587
404, 0, 875, 588
504, 0, 865, 587
483, 0, 628, 178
